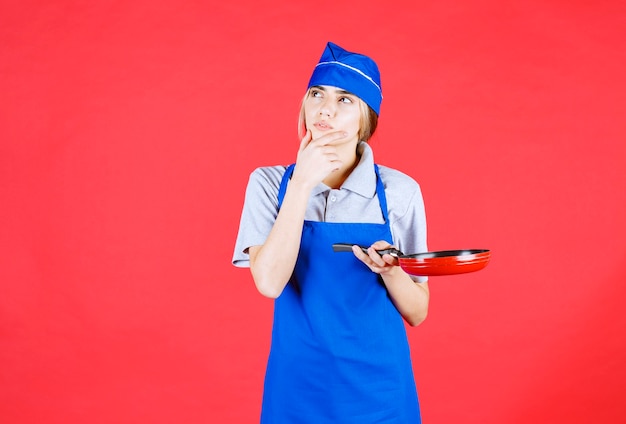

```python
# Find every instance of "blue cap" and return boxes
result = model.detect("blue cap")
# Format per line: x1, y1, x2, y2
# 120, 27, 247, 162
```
307, 42, 383, 115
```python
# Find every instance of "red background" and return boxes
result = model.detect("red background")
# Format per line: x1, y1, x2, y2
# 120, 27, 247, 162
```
1, 1, 625, 423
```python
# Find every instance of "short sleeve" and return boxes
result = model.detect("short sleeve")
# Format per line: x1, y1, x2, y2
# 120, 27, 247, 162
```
232, 166, 286, 268
393, 186, 428, 283
380, 166, 429, 283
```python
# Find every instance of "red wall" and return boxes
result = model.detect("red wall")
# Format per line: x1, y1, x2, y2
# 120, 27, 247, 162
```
1, 1, 624, 423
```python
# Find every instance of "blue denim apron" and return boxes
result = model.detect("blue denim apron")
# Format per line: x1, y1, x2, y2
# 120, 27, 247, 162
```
261, 164, 421, 423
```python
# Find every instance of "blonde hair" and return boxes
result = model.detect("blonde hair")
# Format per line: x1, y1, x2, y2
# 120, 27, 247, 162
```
297, 90, 378, 142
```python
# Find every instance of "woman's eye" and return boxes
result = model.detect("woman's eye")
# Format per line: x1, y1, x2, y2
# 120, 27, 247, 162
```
339, 97, 353, 104
311, 90, 322, 97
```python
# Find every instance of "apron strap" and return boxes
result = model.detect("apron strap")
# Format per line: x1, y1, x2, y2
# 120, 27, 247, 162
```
373, 164, 389, 223
277, 164, 295, 209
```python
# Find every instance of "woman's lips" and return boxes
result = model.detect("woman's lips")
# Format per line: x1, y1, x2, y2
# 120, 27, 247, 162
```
313, 121, 333, 131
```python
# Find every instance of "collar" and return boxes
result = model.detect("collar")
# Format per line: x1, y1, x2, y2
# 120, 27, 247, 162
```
311, 142, 377, 198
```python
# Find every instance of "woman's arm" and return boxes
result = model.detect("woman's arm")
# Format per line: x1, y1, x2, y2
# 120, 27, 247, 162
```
352, 241, 429, 326
248, 178, 311, 298
249, 130, 348, 298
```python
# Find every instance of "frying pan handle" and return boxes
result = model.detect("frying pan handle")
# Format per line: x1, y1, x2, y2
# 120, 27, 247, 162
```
332, 243, 401, 257
332, 243, 359, 252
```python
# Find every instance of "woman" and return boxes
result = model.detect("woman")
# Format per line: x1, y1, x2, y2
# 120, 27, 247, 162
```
233, 41, 429, 423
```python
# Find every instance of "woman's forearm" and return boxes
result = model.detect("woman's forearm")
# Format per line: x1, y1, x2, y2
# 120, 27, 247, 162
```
249, 179, 312, 298
382, 271, 430, 326
351, 243, 430, 326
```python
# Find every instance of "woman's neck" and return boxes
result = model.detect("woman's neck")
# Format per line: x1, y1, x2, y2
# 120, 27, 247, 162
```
323, 146, 361, 189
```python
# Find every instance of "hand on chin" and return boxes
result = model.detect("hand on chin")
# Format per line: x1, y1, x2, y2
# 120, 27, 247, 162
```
310, 129, 357, 146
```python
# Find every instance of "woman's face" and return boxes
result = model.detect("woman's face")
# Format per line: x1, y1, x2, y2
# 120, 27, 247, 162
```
304, 85, 361, 146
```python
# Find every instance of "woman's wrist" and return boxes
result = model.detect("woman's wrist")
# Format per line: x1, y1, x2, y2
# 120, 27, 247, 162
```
287, 175, 317, 194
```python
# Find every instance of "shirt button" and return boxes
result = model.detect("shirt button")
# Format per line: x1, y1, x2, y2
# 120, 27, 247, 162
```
330, 196, 337, 202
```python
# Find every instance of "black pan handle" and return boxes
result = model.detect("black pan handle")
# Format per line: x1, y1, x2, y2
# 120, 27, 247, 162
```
332, 243, 402, 257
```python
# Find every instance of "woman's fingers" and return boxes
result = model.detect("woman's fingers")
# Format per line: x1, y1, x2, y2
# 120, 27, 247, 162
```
351, 245, 383, 270
312, 130, 348, 146
300, 129, 346, 153
298, 129, 312, 152
351, 242, 399, 274
294, 130, 348, 186
367, 246, 388, 267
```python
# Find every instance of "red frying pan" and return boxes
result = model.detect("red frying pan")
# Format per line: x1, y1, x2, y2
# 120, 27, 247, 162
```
332, 243, 491, 276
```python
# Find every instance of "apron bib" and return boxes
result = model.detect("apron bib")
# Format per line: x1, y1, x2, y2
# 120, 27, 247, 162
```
261, 164, 421, 424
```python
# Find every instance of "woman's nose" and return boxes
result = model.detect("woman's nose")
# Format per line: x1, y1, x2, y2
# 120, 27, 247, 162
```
319, 98, 336, 117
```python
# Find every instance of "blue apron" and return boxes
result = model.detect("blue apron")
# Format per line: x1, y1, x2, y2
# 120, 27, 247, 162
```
261, 164, 421, 423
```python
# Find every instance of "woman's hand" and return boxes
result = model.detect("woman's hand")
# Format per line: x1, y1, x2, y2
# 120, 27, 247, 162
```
351, 240, 402, 277
291, 129, 347, 190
